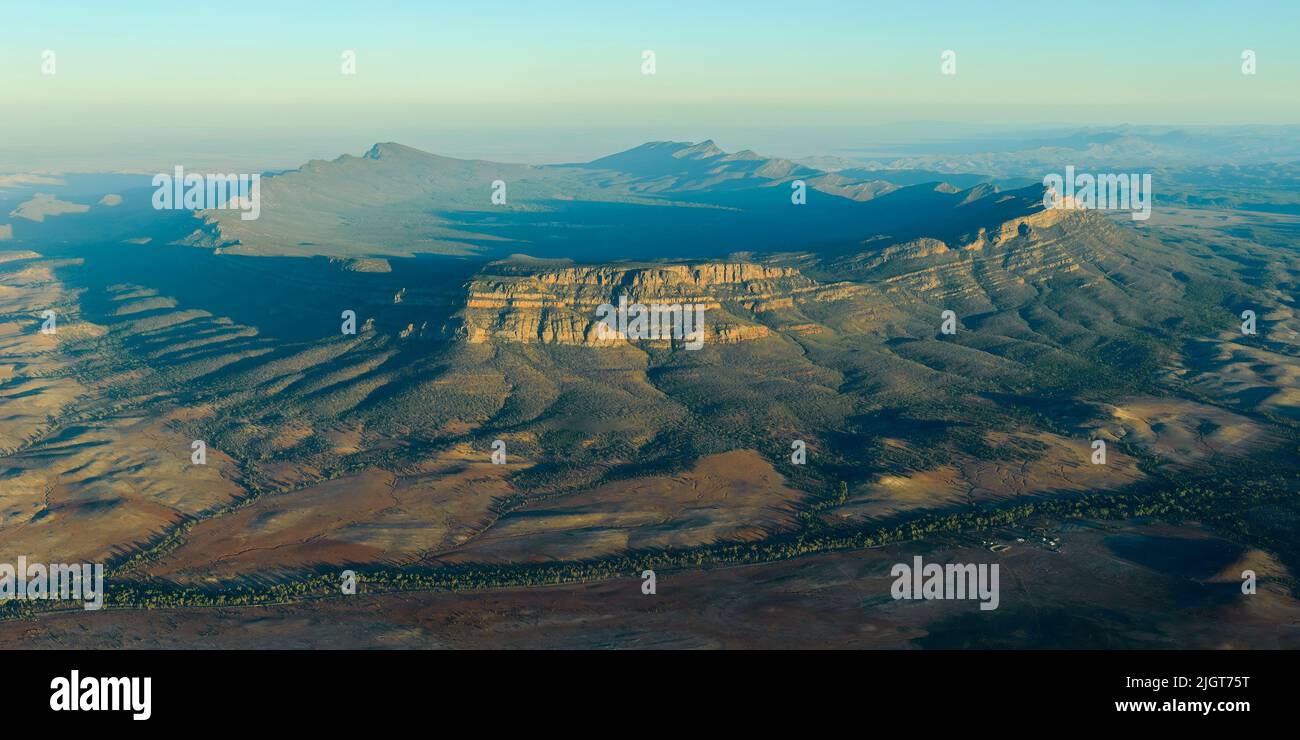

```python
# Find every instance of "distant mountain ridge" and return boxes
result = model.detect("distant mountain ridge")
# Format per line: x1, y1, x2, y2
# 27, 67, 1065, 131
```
189, 139, 1045, 261
574, 139, 821, 191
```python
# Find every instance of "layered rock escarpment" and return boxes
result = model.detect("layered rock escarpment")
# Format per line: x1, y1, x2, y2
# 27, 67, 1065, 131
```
445, 210, 1107, 350
451, 261, 856, 348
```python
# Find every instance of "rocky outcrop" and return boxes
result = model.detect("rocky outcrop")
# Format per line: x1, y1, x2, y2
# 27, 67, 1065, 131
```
451, 261, 855, 348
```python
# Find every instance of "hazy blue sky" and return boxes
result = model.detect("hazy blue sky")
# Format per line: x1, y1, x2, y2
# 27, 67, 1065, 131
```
3, 0, 1298, 170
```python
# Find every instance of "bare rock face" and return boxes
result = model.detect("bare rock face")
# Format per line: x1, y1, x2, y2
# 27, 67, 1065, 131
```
451, 261, 854, 349
446, 209, 1101, 350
